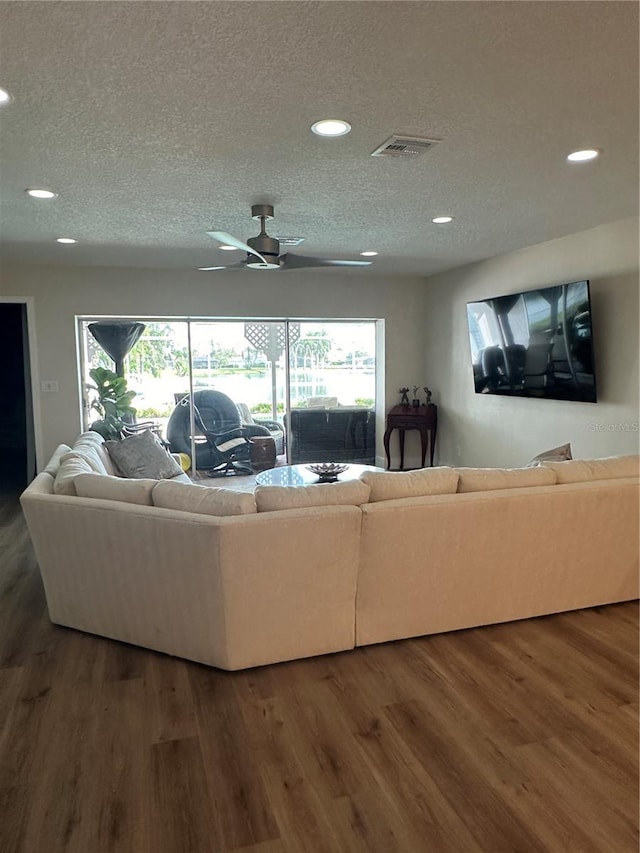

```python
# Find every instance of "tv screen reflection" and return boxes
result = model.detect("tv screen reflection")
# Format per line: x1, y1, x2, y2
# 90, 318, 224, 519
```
466, 280, 597, 403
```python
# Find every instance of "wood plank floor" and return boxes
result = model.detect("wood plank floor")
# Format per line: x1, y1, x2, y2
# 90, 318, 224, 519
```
1, 490, 638, 853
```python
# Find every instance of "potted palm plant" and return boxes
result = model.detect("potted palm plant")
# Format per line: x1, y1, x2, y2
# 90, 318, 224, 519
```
88, 367, 138, 440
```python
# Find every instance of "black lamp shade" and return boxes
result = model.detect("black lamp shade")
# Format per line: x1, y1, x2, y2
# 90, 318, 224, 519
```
88, 322, 146, 377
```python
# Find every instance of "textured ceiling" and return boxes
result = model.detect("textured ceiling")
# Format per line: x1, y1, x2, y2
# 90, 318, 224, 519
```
0, 1, 638, 277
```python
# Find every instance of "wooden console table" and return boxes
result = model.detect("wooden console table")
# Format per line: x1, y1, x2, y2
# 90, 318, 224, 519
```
384, 404, 438, 470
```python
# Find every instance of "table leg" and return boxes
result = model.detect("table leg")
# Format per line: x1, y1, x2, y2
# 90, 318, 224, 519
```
420, 428, 428, 468
399, 429, 406, 470
383, 427, 393, 469
430, 424, 437, 467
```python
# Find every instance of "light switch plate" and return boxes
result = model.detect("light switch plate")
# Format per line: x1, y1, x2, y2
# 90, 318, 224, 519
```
41, 380, 59, 392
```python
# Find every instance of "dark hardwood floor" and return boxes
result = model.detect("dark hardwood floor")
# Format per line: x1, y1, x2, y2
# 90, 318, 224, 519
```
1, 490, 638, 852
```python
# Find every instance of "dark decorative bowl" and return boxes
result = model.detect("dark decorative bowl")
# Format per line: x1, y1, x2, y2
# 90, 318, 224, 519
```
306, 463, 349, 482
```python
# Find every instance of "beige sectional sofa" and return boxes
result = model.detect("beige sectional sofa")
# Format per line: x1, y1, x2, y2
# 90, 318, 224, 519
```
20, 431, 639, 670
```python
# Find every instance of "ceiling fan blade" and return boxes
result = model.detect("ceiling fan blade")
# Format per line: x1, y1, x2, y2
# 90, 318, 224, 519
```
206, 230, 268, 265
279, 253, 373, 270
198, 260, 246, 271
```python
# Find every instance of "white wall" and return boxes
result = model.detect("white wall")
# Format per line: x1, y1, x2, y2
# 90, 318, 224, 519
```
3, 217, 637, 470
423, 217, 640, 467
0, 265, 429, 465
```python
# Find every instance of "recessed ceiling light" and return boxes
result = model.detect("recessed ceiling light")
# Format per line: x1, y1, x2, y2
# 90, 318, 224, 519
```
567, 149, 600, 162
56, 237, 77, 244
311, 119, 351, 137
219, 245, 237, 251
432, 216, 453, 224
0, 88, 12, 106
198, 266, 226, 271
26, 188, 58, 199
360, 251, 378, 257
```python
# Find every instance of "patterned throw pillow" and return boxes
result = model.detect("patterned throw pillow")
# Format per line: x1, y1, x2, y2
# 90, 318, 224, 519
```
525, 443, 572, 467
105, 429, 183, 480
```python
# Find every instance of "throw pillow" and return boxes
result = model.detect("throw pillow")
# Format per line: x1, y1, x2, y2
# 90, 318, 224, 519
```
526, 442, 572, 467
255, 480, 370, 512
105, 429, 183, 480
360, 467, 459, 502
455, 466, 557, 493
152, 480, 257, 516
73, 472, 157, 505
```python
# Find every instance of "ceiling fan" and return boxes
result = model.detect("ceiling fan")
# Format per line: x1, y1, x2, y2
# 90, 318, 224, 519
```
203, 204, 373, 271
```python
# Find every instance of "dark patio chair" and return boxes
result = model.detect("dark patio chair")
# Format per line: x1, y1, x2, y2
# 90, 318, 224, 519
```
166, 389, 270, 476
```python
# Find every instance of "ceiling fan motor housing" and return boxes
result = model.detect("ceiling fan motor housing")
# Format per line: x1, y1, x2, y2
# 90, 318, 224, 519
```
247, 234, 280, 268
251, 204, 274, 221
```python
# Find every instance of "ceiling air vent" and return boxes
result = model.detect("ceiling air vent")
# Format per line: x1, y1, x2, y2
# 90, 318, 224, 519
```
370, 135, 439, 158
274, 236, 305, 246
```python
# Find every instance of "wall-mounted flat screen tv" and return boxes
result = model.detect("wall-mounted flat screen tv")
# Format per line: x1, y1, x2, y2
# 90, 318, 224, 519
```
466, 280, 597, 402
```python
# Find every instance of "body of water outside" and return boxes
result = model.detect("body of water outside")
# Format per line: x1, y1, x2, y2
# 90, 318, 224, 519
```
132, 367, 375, 417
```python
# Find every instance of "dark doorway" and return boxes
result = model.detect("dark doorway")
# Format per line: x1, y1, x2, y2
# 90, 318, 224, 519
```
1, 302, 35, 492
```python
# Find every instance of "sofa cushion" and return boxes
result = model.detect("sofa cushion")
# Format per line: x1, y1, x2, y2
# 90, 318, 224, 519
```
43, 443, 72, 476
53, 453, 94, 495
526, 442, 573, 467
359, 467, 459, 502
64, 431, 113, 475
152, 479, 257, 516
304, 395, 339, 409
255, 480, 370, 512
94, 442, 117, 476
74, 472, 157, 506
456, 466, 557, 493
542, 454, 640, 484
105, 429, 183, 480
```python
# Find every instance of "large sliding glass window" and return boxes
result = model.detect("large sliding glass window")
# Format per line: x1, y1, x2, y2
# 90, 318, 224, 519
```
78, 317, 378, 474
79, 320, 190, 439
187, 321, 287, 422
287, 322, 377, 464
289, 321, 375, 408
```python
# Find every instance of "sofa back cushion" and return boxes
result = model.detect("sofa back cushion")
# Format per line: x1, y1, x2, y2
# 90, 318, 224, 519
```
456, 466, 557, 493
53, 453, 94, 495
74, 472, 157, 506
304, 396, 339, 409
255, 480, 370, 512
360, 467, 459, 502
64, 431, 114, 476
542, 454, 639, 483
152, 479, 257, 516
43, 443, 72, 476
105, 429, 183, 480
94, 442, 116, 475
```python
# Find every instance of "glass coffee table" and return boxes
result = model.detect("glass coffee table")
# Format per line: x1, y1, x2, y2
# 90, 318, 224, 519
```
255, 463, 384, 487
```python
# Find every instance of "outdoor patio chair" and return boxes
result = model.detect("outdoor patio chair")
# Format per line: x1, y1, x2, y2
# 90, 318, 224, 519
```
166, 389, 270, 475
